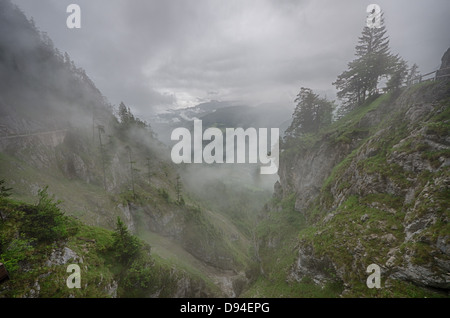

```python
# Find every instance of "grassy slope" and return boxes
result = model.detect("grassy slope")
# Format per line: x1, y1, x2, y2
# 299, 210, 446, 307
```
0, 147, 259, 296
243, 82, 449, 298
0, 194, 223, 298
0, 123, 257, 296
241, 194, 344, 297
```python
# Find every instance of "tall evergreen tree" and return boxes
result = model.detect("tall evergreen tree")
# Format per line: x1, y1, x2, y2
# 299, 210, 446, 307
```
112, 216, 141, 264
333, 12, 400, 111
284, 87, 334, 139
125, 145, 136, 198
175, 174, 184, 205
97, 125, 107, 190
117, 101, 149, 131
386, 56, 408, 91
118, 102, 131, 126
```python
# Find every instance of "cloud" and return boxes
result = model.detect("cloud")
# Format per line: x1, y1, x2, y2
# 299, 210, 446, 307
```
11, 0, 450, 118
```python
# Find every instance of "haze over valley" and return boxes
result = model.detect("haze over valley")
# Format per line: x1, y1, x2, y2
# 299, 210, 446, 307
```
0, 0, 449, 299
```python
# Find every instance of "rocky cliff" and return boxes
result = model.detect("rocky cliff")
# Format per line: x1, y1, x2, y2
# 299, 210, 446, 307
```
262, 52, 450, 297
0, 0, 252, 298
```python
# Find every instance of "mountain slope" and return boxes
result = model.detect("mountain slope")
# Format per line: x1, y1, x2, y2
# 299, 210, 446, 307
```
245, 68, 450, 297
0, 0, 255, 297
0, 192, 223, 298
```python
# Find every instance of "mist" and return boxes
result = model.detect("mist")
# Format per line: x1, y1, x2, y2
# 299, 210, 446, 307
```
1, 0, 450, 300
10, 0, 450, 122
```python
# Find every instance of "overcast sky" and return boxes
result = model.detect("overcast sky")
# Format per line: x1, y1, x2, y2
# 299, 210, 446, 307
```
11, 0, 450, 119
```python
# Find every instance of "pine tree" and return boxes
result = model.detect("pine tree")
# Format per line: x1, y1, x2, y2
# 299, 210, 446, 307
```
118, 102, 130, 126
284, 87, 334, 139
176, 174, 184, 205
117, 101, 149, 131
333, 12, 400, 111
125, 145, 136, 198
112, 216, 141, 264
97, 125, 107, 190
386, 56, 408, 91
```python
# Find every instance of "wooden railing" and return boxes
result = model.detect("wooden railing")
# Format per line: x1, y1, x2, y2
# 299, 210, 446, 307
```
414, 66, 450, 83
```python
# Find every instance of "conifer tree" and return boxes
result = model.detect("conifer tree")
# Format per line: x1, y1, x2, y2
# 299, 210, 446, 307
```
112, 216, 141, 264
118, 102, 130, 126
125, 145, 136, 198
284, 87, 334, 139
176, 174, 184, 205
97, 125, 107, 190
333, 12, 401, 111
386, 56, 408, 91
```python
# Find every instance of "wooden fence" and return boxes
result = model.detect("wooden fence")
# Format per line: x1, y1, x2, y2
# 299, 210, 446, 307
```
415, 66, 450, 83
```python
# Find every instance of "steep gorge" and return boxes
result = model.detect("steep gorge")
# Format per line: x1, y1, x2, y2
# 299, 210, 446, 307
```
250, 56, 450, 297
1, 0, 449, 299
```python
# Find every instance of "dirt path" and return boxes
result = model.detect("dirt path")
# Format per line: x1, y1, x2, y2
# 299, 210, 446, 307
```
0, 129, 68, 140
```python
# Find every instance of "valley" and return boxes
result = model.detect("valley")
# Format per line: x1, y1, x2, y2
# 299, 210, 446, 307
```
0, 0, 448, 299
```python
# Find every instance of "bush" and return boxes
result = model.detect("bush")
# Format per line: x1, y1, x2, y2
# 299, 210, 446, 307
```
20, 186, 69, 242
122, 258, 155, 290
0, 179, 12, 199
0, 235, 35, 273
111, 217, 141, 265
158, 188, 169, 201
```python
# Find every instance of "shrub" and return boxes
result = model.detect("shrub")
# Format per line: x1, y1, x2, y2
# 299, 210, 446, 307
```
111, 217, 141, 265
0, 235, 35, 273
158, 188, 169, 202
20, 186, 68, 242
0, 179, 12, 199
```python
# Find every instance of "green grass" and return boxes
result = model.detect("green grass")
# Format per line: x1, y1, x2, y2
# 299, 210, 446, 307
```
0, 193, 225, 298
242, 275, 343, 298
0, 195, 118, 297
250, 85, 450, 298
242, 194, 344, 298
298, 195, 406, 283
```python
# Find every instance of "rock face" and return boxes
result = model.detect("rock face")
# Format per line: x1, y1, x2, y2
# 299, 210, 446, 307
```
132, 203, 237, 271
436, 47, 450, 79
274, 55, 450, 295
45, 247, 83, 267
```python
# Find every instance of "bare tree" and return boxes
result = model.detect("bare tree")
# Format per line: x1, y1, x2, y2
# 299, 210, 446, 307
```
97, 125, 106, 190
125, 145, 136, 198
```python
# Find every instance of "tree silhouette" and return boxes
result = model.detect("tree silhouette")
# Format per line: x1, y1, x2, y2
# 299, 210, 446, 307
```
333, 12, 401, 111
285, 87, 334, 139
97, 124, 107, 190
125, 145, 136, 198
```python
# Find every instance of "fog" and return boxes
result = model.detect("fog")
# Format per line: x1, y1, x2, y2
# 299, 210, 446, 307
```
11, 0, 450, 122
2, 0, 449, 298
3, 0, 449, 194
3, 0, 449, 210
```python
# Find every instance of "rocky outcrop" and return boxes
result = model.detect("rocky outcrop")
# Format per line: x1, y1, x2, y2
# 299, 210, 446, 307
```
275, 62, 450, 295
133, 203, 236, 271
436, 47, 450, 79
45, 246, 83, 267
287, 245, 337, 286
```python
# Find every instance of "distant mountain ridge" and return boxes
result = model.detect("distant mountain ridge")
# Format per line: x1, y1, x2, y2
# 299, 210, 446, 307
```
151, 101, 292, 145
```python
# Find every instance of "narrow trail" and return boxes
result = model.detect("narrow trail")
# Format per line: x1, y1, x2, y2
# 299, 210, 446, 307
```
0, 129, 68, 140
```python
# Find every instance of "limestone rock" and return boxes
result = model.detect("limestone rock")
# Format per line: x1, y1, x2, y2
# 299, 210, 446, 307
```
45, 246, 83, 267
